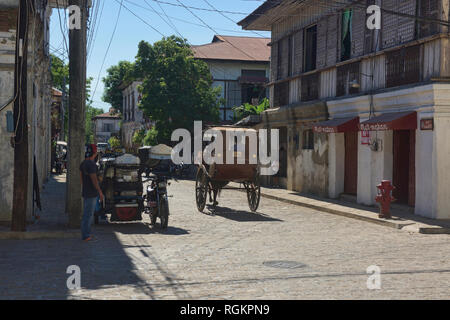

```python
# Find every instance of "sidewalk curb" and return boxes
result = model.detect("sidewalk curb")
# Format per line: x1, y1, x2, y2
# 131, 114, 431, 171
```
0, 231, 80, 240
259, 192, 407, 230
254, 190, 450, 234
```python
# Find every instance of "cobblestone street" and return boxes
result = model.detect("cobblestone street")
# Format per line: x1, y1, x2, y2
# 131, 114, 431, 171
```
0, 179, 449, 300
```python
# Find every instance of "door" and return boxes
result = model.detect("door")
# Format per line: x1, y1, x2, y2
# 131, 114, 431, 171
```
393, 130, 415, 206
344, 131, 358, 195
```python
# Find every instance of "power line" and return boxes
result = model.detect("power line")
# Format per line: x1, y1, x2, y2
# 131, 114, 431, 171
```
92, 0, 125, 102
202, 0, 266, 38
113, 0, 165, 37
124, 0, 269, 36
174, 0, 259, 61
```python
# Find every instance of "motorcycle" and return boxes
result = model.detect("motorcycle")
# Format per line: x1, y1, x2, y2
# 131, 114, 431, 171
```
143, 173, 171, 229
170, 161, 189, 178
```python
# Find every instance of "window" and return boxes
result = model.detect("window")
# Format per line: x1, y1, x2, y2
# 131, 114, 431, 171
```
304, 25, 317, 72
241, 69, 266, 78
385, 46, 421, 88
288, 34, 293, 77
123, 97, 127, 121
419, 0, 439, 38
130, 93, 134, 121
103, 123, 113, 132
336, 62, 360, 97
274, 82, 289, 107
341, 9, 353, 61
277, 39, 283, 80
223, 80, 241, 121
302, 129, 314, 150
301, 73, 319, 102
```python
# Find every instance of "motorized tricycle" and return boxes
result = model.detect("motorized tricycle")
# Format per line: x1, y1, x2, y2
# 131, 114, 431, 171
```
94, 145, 173, 229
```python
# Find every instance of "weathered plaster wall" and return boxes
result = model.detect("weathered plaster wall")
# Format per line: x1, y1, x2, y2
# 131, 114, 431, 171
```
289, 129, 329, 196
0, 16, 16, 222
0, 8, 52, 223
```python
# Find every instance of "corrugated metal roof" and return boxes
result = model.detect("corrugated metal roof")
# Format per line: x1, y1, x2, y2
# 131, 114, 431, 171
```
192, 35, 270, 62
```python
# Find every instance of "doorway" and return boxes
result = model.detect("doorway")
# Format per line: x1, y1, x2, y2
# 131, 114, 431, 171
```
344, 131, 358, 195
393, 130, 416, 206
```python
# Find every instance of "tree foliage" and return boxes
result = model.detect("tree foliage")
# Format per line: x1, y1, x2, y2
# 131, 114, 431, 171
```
134, 36, 221, 144
143, 127, 158, 146
50, 54, 69, 92
232, 98, 270, 122
102, 60, 133, 113
108, 136, 121, 149
132, 129, 146, 146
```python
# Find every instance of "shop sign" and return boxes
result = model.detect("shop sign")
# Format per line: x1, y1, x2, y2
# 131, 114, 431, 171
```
361, 130, 370, 145
420, 118, 434, 131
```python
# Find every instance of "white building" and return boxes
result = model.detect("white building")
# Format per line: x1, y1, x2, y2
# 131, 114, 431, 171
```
92, 108, 121, 144
192, 35, 271, 123
119, 80, 150, 150
240, 0, 450, 220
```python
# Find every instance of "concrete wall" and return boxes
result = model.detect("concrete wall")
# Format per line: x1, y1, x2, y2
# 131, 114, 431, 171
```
0, 6, 52, 223
0, 12, 17, 222
288, 128, 329, 196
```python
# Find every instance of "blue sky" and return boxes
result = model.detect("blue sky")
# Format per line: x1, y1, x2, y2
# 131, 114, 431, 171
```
49, 0, 270, 112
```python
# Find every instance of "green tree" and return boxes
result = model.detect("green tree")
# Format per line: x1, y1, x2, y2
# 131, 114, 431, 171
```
102, 60, 133, 113
143, 127, 158, 146
232, 98, 270, 122
50, 56, 102, 143
132, 128, 146, 146
108, 136, 121, 149
134, 36, 221, 144
50, 54, 69, 92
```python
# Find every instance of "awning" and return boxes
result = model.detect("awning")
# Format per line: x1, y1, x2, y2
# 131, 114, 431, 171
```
238, 76, 268, 84
359, 111, 417, 131
313, 117, 360, 133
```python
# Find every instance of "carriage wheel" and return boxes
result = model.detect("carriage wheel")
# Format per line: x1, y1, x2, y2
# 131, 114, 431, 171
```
246, 176, 261, 212
195, 168, 208, 212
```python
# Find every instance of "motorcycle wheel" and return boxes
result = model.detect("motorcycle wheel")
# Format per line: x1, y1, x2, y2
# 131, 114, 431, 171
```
159, 200, 169, 229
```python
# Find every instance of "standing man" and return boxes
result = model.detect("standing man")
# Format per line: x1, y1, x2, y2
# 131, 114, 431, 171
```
79, 144, 104, 241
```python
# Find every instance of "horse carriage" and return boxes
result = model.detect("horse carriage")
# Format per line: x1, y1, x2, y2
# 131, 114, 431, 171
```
195, 126, 261, 213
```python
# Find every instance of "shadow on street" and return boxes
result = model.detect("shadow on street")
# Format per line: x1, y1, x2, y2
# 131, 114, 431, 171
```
205, 205, 283, 222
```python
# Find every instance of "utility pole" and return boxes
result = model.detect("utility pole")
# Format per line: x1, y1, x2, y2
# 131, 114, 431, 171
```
67, 0, 88, 228
11, 0, 30, 232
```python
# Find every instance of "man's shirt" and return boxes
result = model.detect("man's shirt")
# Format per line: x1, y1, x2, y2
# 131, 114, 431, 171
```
79, 159, 99, 198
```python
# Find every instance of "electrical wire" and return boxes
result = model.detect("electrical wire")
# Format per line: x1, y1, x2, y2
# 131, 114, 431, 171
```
174, 0, 259, 61
92, 0, 126, 103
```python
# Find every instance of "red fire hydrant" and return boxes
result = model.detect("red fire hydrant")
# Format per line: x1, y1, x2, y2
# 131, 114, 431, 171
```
375, 180, 395, 219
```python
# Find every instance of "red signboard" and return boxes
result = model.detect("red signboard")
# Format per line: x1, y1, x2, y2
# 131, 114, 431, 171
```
361, 131, 370, 145
420, 118, 434, 131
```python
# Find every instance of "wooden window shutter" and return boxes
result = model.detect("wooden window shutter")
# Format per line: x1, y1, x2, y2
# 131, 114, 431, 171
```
271, 42, 278, 81
420, 0, 439, 37
293, 30, 303, 75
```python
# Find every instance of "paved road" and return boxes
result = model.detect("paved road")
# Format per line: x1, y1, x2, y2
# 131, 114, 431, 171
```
0, 179, 449, 300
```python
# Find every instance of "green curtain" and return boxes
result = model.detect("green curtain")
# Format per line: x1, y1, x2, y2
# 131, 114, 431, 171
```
342, 9, 353, 60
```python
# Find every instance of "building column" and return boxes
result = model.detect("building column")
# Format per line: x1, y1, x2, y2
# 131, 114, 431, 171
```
328, 133, 345, 199
432, 112, 450, 219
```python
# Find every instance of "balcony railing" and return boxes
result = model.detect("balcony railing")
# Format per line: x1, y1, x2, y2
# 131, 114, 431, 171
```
386, 45, 421, 88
